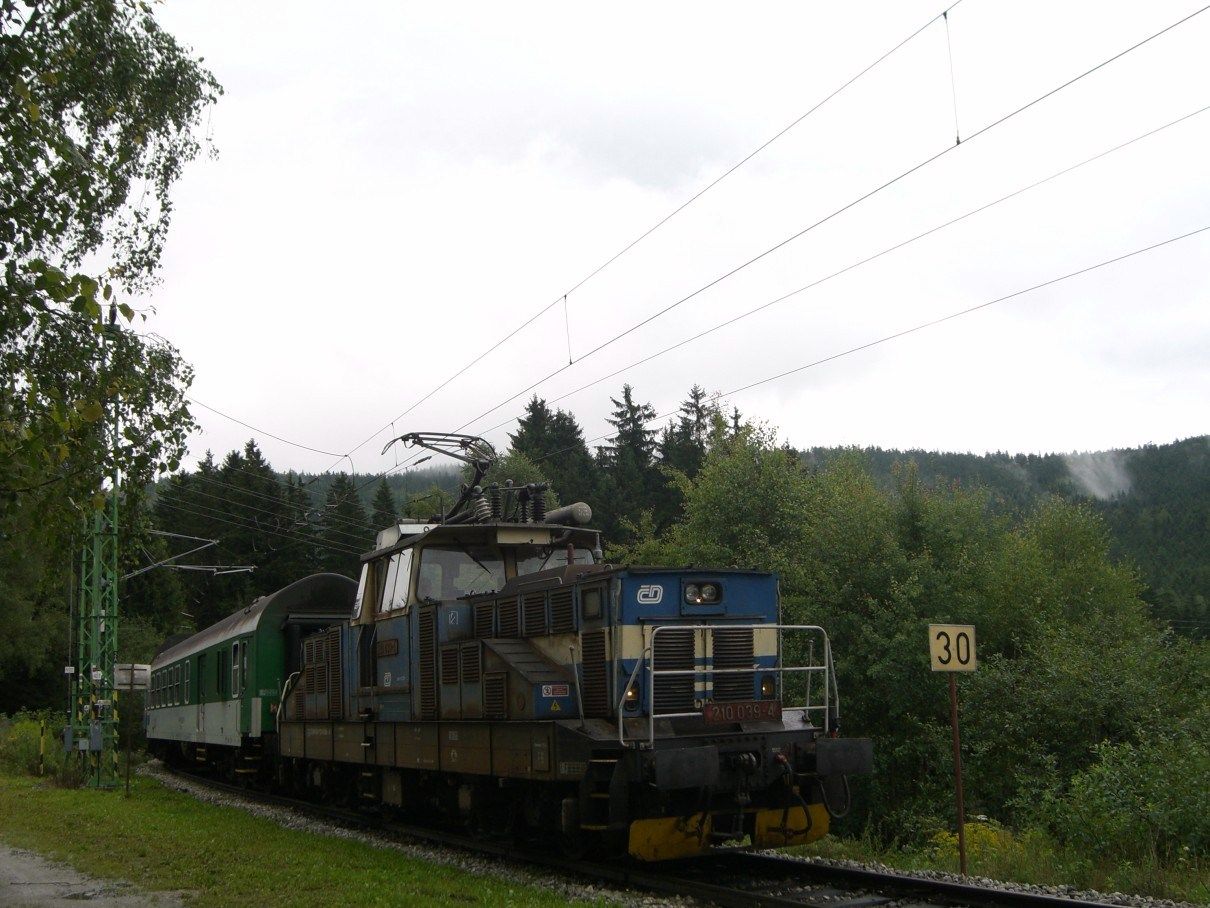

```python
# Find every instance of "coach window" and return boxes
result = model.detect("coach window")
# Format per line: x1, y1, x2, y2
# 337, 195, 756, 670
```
241, 641, 248, 695
184, 661, 191, 704
231, 642, 240, 699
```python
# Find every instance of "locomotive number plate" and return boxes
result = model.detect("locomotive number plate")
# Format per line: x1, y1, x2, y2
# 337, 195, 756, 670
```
702, 700, 781, 724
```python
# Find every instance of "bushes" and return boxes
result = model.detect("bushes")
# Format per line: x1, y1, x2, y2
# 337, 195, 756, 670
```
1046, 712, 1209, 859
0, 711, 64, 779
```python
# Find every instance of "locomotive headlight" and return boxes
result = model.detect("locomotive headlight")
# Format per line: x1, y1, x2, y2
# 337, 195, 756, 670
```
684, 582, 721, 604
684, 583, 700, 603
624, 683, 640, 709
760, 675, 776, 698
701, 583, 720, 603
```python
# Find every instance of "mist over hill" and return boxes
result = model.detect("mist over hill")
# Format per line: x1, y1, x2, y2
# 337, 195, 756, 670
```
800, 436, 1208, 635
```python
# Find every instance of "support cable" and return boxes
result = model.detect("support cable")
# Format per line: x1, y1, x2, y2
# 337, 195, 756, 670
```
529, 224, 1210, 463
313, 0, 968, 473
451, 2, 1210, 436
471, 102, 1210, 438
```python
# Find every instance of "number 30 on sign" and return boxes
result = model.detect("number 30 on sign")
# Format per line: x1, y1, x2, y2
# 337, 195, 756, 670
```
929, 624, 977, 672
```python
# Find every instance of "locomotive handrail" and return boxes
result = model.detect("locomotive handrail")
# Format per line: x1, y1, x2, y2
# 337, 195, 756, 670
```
617, 646, 651, 747
631, 623, 833, 750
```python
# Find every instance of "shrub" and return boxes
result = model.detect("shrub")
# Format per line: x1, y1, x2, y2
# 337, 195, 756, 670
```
0, 711, 64, 778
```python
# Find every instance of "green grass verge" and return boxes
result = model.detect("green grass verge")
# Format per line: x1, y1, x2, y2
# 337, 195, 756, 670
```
790, 822, 1208, 905
0, 772, 595, 907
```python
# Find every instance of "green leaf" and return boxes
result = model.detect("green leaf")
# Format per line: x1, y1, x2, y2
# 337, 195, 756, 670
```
119, 303, 135, 322
80, 401, 104, 423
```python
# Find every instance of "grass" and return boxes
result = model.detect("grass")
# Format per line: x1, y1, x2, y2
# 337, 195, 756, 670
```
789, 821, 1209, 905
0, 771, 596, 907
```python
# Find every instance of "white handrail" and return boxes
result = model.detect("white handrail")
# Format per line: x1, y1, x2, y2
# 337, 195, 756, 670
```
625, 623, 833, 749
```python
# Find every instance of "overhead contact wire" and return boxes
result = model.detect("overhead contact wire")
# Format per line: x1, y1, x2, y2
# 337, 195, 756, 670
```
472, 102, 1210, 438
319, 0, 967, 472
451, 2, 1210, 436
530, 225, 1210, 463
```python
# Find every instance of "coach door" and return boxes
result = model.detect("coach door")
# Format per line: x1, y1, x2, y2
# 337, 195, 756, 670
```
197, 652, 206, 737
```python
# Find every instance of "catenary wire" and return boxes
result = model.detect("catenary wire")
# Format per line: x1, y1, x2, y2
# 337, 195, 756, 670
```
185, 396, 345, 458
472, 102, 1210, 439
449, 2, 1210, 435
526, 224, 1210, 464
155, 499, 366, 557
174, 481, 373, 548
315, 0, 970, 475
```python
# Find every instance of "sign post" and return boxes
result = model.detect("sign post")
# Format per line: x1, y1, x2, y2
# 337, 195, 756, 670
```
928, 624, 976, 876
115, 663, 150, 797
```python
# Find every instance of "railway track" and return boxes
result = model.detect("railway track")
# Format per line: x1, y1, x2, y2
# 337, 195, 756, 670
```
162, 767, 1127, 908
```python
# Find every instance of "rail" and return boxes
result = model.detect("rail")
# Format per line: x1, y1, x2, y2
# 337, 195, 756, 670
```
616, 623, 834, 749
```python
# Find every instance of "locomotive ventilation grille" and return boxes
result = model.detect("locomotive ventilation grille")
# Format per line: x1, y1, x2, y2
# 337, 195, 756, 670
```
484, 673, 507, 719
498, 600, 520, 638
580, 629, 609, 716
419, 608, 437, 719
440, 646, 459, 685
523, 592, 547, 636
460, 643, 481, 683
549, 589, 574, 634
711, 627, 755, 702
326, 626, 343, 719
473, 602, 494, 638
653, 628, 695, 714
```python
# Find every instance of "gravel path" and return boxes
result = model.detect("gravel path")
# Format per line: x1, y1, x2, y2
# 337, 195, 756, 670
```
0, 843, 183, 907
141, 762, 689, 907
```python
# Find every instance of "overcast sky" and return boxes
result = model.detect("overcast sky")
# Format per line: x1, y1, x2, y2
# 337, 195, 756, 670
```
147, 0, 1209, 477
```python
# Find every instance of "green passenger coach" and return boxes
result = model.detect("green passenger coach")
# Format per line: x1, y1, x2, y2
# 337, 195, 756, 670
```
146, 574, 356, 762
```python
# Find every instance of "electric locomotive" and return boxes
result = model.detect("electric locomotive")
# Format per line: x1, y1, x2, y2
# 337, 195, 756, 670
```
147, 432, 871, 860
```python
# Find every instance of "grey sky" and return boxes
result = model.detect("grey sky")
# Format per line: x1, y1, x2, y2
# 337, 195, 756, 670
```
149, 0, 1209, 476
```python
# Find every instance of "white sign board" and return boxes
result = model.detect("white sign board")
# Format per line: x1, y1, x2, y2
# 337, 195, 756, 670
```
928, 624, 977, 672
115, 663, 151, 691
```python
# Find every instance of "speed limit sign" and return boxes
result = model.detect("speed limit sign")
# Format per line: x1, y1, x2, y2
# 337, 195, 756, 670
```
929, 624, 977, 672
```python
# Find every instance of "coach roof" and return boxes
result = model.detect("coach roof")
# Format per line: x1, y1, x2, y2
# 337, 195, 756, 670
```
151, 572, 356, 666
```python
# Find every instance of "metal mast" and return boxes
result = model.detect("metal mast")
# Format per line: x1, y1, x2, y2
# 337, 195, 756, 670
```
69, 310, 120, 788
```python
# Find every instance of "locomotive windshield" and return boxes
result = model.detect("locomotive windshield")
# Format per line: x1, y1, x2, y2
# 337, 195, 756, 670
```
417, 544, 505, 601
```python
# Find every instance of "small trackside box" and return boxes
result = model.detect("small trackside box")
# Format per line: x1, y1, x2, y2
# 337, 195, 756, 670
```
815, 737, 874, 776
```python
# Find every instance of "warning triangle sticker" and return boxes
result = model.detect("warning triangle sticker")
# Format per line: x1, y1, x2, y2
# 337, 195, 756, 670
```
550, 701, 561, 712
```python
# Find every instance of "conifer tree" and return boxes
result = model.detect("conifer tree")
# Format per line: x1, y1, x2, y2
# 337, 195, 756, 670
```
319, 474, 371, 576
371, 478, 398, 530
598, 384, 660, 540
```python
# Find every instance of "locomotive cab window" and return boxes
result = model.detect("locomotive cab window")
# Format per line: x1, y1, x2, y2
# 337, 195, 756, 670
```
386, 550, 413, 612
515, 545, 595, 576
416, 544, 504, 602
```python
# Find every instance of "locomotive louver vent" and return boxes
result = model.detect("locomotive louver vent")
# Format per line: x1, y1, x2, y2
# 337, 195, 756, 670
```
498, 599, 520, 637
484, 673, 507, 718
473, 602, 494, 638
418, 608, 436, 720
580, 629, 609, 717
653, 628, 695, 714
440, 645, 459, 685
523, 592, 547, 636
549, 589, 574, 634
712, 628, 755, 702
327, 626, 343, 719
460, 643, 481, 683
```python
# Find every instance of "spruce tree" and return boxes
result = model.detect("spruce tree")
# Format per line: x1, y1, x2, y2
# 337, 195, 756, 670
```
371, 478, 398, 530
319, 474, 371, 576
598, 384, 659, 540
